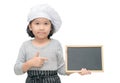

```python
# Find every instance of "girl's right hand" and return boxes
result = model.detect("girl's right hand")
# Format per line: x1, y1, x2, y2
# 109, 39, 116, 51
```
28, 52, 48, 68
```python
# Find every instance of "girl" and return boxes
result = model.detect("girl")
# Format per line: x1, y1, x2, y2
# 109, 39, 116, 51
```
14, 4, 91, 83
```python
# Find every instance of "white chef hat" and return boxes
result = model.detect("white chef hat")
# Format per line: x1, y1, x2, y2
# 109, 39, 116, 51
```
27, 4, 62, 33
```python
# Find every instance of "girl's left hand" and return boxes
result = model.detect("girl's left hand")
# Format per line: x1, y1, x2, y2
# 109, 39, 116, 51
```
79, 68, 91, 75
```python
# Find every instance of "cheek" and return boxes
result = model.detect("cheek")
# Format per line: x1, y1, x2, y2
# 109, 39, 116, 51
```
31, 29, 38, 35
47, 28, 52, 34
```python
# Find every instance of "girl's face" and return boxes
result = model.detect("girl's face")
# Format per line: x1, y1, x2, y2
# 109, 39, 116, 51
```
29, 18, 51, 40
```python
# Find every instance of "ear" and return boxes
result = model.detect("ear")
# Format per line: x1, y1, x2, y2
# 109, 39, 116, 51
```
29, 24, 32, 31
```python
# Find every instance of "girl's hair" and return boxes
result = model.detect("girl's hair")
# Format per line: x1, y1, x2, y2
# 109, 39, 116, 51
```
26, 21, 55, 39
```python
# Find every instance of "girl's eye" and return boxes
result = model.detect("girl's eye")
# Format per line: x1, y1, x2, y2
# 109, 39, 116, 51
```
44, 23, 48, 25
35, 23, 40, 25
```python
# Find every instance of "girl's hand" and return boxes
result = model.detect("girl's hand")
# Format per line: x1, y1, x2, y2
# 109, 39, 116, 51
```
28, 52, 48, 67
79, 68, 91, 75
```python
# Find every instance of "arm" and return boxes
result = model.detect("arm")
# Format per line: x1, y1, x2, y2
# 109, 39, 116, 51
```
14, 43, 47, 75
14, 43, 26, 75
22, 60, 32, 73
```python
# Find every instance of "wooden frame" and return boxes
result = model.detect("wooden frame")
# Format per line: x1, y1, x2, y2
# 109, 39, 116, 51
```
65, 45, 104, 72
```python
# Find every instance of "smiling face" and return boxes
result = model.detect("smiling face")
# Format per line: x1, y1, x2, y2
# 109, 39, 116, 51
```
29, 18, 52, 40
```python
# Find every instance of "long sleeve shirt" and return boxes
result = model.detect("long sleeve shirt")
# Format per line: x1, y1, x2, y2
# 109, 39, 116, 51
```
14, 39, 66, 75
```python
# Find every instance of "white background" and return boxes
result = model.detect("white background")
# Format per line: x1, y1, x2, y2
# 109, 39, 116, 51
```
0, 0, 120, 83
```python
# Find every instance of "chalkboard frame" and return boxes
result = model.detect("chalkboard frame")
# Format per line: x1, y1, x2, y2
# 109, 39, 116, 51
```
65, 45, 104, 72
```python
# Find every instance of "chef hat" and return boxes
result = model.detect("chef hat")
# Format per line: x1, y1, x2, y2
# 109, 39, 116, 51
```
27, 4, 62, 33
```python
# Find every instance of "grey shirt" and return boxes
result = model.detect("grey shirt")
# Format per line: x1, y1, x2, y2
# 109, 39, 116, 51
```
14, 39, 66, 75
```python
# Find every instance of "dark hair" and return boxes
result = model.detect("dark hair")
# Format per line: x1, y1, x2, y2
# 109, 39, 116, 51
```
26, 22, 55, 39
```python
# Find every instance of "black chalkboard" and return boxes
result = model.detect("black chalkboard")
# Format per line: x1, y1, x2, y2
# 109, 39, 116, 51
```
66, 46, 103, 72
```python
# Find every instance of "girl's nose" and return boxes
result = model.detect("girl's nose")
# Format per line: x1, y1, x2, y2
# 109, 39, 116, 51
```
39, 25, 44, 30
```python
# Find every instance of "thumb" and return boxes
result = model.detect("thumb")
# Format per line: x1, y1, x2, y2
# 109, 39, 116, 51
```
34, 52, 39, 57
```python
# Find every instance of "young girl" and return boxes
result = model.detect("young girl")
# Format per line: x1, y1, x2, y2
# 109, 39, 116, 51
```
14, 4, 91, 83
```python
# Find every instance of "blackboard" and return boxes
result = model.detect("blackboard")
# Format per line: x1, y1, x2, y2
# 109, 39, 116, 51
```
66, 46, 103, 72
